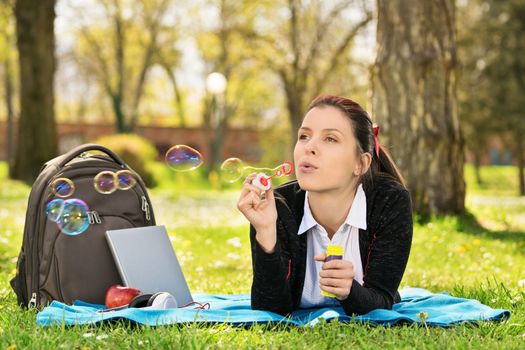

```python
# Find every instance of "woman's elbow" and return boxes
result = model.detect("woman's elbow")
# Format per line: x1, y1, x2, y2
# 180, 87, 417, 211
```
251, 300, 292, 316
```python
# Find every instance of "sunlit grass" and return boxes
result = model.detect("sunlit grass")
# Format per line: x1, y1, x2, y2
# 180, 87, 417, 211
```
464, 164, 521, 196
0, 161, 524, 348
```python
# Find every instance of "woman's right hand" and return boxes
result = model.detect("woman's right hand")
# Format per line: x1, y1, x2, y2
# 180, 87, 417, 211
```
237, 173, 277, 252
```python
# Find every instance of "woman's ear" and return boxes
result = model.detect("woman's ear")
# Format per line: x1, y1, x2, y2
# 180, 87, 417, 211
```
354, 152, 372, 175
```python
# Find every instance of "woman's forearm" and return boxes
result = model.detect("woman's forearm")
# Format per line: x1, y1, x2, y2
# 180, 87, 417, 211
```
255, 227, 277, 253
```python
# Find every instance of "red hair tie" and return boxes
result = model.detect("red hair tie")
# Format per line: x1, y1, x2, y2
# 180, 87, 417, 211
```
373, 125, 380, 158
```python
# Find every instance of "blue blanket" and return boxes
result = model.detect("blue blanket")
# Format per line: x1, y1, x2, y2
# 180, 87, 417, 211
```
36, 288, 510, 327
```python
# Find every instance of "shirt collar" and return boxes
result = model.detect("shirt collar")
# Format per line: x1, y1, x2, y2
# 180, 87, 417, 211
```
297, 183, 367, 235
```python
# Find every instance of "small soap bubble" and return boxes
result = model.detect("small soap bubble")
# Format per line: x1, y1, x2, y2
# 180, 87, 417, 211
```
45, 199, 64, 223
165, 145, 203, 172
51, 178, 75, 198
220, 158, 244, 183
116, 170, 136, 190
94, 171, 117, 194
58, 198, 90, 236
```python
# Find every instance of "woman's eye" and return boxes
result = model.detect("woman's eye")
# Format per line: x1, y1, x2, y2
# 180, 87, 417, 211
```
299, 134, 309, 140
325, 136, 337, 143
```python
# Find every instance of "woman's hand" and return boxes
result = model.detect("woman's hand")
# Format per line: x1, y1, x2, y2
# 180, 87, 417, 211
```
314, 253, 355, 300
237, 173, 278, 253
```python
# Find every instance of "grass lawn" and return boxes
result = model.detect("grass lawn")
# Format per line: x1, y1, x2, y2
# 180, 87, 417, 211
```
0, 163, 524, 349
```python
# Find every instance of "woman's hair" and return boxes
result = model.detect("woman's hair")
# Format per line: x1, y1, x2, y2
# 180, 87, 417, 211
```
307, 94, 406, 189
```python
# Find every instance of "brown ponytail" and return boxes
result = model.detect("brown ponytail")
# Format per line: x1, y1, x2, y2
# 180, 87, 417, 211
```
307, 95, 406, 189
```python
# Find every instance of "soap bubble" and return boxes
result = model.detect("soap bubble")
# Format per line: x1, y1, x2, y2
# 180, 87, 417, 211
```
165, 145, 203, 172
94, 171, 117, 194
51, 178, 75, 198
45, 198, 64, 223
220, 158, 245, 183
116, 170, 136, 190
220, 158, 294, 184
58, 198, 90, 236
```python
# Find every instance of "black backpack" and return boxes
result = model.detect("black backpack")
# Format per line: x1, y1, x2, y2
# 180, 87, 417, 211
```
10, 144, 156, 308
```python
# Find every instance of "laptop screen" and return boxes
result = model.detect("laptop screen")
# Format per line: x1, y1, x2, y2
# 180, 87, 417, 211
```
105, 225, 193, 306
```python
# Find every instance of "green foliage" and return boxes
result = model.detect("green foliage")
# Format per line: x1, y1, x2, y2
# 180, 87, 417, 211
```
195, 3, 283, 127
458, 0, 525, 163
71, 0, 180, 131
0, 163, 524, 347
94, 133, 158, 187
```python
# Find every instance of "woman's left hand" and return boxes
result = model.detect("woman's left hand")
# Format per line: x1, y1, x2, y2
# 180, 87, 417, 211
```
314, 253, 355, 300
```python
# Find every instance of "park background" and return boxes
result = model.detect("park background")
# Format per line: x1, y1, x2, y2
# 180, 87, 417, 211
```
0, 0, 524, 348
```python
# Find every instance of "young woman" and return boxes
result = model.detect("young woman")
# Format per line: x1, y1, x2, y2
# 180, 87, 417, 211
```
237, 95, 413, 316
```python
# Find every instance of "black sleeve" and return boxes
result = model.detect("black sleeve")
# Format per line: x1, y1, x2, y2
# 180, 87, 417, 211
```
250, 222, 293, 316
339, 188, 413, 315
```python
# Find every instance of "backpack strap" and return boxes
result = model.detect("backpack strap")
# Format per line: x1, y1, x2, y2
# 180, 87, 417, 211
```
58, 144, 127, 168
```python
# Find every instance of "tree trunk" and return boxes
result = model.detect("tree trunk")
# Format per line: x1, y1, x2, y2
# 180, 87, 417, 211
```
516, 131, 525, 196
4, 59, 15, 172
210, 122, 225, 174
12, 0, 57, 183
208, 95, 227, 174
372, 0, 465, 215
519, 158, 524, 197
111, 94, 128, 133
208, 96, 219, 173
284, 80, 304, 145
473, 148, 483, 185
163, 65, 186, 127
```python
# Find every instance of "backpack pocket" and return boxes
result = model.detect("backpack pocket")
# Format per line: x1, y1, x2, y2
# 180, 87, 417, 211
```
40, 216, 134, 305
10, 251, 28, 306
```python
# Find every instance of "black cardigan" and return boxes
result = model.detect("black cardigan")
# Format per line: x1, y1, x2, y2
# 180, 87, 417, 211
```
249, 174, 413, 316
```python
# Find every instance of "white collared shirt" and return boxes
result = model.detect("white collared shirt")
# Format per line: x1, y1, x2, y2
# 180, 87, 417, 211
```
298, 184, 366, 308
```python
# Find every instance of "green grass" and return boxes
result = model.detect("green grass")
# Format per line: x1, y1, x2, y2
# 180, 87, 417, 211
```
0, 162, 524, 349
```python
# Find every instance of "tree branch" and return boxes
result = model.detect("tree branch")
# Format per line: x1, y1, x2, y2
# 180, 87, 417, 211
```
315, 12, 372, 93
302, 0, 354, 79
79, 25, 114, 98
129, 0, 170, 130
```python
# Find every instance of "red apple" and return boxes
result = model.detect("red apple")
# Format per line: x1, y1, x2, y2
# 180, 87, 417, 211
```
105, 285, 141, 309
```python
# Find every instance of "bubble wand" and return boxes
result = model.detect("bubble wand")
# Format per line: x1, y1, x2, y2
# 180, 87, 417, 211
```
251, 161, 293, 191
220, 158, 294, 191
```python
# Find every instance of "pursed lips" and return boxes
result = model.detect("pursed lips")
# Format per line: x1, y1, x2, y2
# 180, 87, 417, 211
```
298, 161, 318, 173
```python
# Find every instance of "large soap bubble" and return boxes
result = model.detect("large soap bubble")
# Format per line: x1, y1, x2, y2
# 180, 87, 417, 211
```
220, 158, 244, 183
58, 198, 90, 236
165, 145, 203, 172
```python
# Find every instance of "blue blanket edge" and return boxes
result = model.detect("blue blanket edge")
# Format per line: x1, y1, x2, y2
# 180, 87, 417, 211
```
36, 288, 511, 328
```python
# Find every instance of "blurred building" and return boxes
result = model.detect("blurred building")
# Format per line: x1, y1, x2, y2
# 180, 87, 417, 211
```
0, 121, 262, 164
0, 121, 521, 166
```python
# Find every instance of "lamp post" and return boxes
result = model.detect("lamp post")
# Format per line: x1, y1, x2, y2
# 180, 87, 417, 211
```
206, 72, 227, 96
205, 72, 227, 176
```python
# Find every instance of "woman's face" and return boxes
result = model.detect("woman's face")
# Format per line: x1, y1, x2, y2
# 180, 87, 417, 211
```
294, 106, 364, 193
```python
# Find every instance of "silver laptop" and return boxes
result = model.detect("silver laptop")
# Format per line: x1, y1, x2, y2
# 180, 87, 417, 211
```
105, 225, 193, 306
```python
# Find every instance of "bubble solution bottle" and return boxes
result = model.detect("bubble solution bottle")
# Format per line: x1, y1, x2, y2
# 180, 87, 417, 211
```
320, 245, 344, 298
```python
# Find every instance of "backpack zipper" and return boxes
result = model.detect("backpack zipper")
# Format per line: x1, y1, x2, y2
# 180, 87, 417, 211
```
86, 199, 150, 224
88, 211, 102, 224
141, 196, 151, 221
28, 292, 37, 308
88, 204, 149, 224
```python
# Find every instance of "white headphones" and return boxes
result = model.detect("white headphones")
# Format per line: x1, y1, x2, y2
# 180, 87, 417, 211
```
99, 292, 178, 313
141, 292, 178, 310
